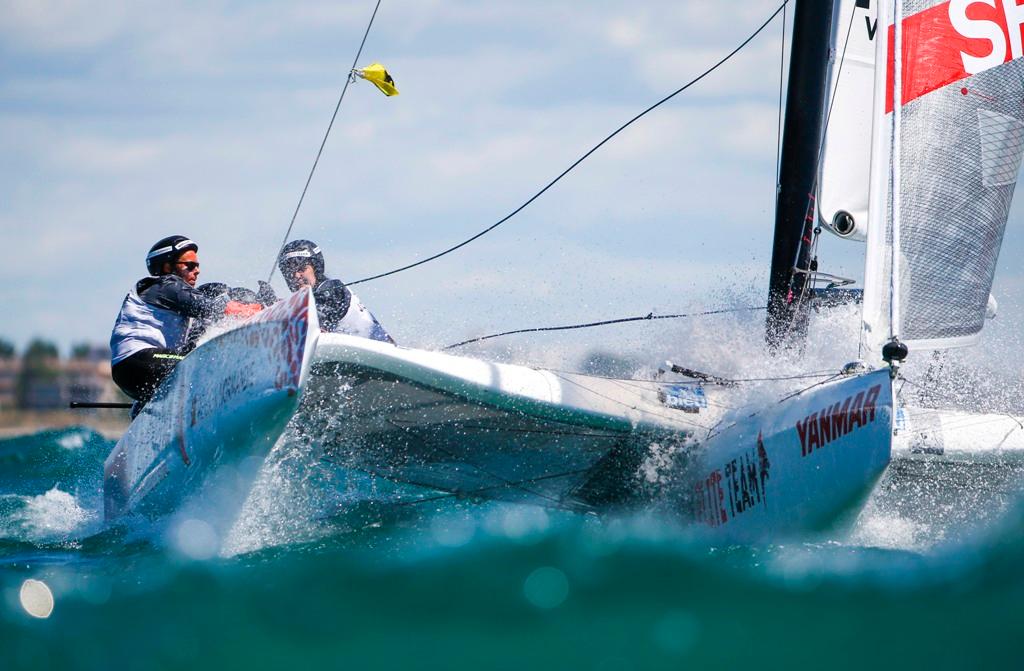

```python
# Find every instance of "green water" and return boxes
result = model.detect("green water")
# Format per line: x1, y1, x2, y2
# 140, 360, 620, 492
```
2, 427, 1022, 670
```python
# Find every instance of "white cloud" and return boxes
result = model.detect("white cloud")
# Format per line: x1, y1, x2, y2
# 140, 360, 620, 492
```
3, 0, 1023, 357
605, 16, 648, 49
0, 0, 130, 50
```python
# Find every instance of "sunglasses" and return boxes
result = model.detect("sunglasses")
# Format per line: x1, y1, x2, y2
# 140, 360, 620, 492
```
281, 260, 312, 274
175, 261, 200, 271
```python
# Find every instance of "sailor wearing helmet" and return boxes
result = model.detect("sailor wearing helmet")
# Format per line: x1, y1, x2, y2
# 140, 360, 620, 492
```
109, 235, 264, 405
277, 239, 395, 344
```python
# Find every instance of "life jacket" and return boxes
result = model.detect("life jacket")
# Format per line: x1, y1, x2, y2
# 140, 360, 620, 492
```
110, 288, 192, 365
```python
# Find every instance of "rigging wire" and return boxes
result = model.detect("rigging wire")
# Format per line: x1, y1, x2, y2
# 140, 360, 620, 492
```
267, 0, 384, 282
548, 367, 839, 387
775, 371, 844, 404
548, 370, 711, 429
424, 441, 583, 508
348, 0, 791, 286
443, 306, 766, 350
899, 374, 1024, 430
774, 2, 787, 192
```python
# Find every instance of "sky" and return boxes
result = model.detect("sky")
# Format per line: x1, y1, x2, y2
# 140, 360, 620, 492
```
3, 0, 1024, 360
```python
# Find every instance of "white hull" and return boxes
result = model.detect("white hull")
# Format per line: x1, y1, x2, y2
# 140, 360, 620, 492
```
894, 406, 1024, 462
102, 289, 319, 520
688, 367, 893, 539
303, 333, 895, 539
101, 303, 895, 541
303, 333, 723, 510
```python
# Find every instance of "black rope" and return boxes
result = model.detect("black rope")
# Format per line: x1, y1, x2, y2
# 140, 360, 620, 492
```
724, 371, 837, 383
443, 306, 766, 350
348, 1, 790, 286
268, 0, 384, 282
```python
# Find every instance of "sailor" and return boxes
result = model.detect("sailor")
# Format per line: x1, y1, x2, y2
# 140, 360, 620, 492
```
109, 235, 264, 404
277, 239, 395, 343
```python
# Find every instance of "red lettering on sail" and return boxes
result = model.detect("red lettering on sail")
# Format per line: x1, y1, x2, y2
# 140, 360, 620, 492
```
886, 0, 1023, 112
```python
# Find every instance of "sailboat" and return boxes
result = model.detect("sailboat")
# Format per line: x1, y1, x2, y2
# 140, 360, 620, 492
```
102, 0, 1024, 542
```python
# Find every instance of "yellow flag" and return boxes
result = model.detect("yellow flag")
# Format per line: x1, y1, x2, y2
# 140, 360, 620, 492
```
354, 63, 399, 96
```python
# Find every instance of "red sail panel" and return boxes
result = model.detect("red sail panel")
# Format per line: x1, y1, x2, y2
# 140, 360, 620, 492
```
886, 0, 1021, 112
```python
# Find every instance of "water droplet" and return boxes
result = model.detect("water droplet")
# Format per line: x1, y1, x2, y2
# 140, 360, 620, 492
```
430, 513, 476, 547
523, 566, 569, 609
174, 518, 220, 560
19, 579, 54, 619
499, 505, 549, 540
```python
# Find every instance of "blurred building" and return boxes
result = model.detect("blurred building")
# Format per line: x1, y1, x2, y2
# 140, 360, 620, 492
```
19, 351, 63, 410
3, 342, 121, 411
0, 358, 21, 410
63, 346, 119, 407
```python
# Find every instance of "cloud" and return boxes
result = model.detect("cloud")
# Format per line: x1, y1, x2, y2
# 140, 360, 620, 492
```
4, 0, 1024, 357
0, 0, 130, 51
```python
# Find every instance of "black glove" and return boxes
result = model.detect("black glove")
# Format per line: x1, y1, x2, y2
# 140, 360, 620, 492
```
256, 280, 279, 306
196, 282, 229, 299
229, 286, 259, 303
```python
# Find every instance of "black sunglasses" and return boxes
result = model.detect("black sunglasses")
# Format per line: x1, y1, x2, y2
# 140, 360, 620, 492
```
280, 259, 312, 274
175, 261, 200, 271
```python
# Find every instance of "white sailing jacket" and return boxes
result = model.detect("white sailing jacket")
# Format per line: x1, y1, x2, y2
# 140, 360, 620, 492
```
110, 289, 192, 364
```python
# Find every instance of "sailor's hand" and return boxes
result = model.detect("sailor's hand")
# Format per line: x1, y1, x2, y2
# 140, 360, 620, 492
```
224, 301, 263, 318
256, 280, 279, 306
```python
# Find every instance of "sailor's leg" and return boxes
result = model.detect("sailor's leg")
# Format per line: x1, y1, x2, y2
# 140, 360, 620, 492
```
111, 348, 185, 404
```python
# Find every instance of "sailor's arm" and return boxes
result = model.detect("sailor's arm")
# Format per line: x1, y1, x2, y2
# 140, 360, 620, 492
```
144, 277, 262, 319
314, 280, 352, 331
315, 280, 395, 344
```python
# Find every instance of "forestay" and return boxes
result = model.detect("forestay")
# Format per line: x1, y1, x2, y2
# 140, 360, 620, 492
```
862, 0, 1024, 355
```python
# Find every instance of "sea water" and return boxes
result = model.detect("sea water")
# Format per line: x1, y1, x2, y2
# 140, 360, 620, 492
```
3, 307, 1024, 669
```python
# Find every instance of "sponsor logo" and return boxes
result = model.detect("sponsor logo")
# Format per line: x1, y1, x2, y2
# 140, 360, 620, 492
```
886, 0, 1024, 111
694, 432, 771, 527
659, 384, 707, 413
796, 384, 881, 457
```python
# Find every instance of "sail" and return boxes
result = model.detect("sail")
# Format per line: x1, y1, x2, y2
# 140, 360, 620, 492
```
818, 0, 879, 240
863, 0, 1024, 356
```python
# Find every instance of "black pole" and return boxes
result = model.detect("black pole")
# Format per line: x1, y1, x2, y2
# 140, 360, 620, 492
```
69, 402, 133, 409
766, 0, 835, 351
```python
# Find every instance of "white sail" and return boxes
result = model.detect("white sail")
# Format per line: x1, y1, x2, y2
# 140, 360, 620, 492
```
818, 0, 879, 241
862, 0, 1024, 359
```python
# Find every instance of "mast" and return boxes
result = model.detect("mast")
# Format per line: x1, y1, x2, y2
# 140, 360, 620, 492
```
765, 0, 836, 350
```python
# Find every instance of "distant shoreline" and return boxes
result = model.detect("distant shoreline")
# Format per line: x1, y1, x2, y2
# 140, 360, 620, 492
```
0, 409, 128, 440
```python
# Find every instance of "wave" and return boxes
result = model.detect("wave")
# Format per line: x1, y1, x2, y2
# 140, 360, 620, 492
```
2, 497, 1024, 668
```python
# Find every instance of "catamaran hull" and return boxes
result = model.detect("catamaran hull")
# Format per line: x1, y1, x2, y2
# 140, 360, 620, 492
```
303, 334, 895, 538
894, 407, 1024, 462
680, 368, 893, 541
305, 334, 710, 510
102, 289, 319, 521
